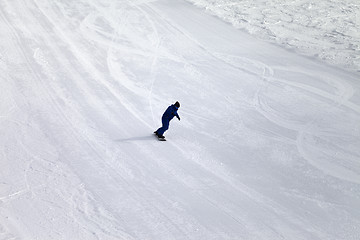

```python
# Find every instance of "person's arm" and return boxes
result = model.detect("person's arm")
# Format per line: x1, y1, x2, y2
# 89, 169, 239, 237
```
174, 111, 180, 121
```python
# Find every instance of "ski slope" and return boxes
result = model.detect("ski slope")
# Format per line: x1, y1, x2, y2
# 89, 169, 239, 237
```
1, 0, 360, 239
185, 0, 360, 72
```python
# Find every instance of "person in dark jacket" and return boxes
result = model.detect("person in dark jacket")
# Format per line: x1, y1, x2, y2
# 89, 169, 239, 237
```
155, 101, 180, 139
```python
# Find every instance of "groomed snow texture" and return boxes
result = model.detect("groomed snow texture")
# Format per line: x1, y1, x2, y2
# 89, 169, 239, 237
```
1, 0, 360, 239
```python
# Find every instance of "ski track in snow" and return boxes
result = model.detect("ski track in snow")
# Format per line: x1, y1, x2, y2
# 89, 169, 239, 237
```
1, 0, 360, 239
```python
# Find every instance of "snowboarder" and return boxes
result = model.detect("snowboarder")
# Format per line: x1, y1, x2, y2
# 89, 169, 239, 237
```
154, 101, 181, 140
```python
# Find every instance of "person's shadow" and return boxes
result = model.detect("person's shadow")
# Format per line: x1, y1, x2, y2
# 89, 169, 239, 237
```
115, 135, 154, 143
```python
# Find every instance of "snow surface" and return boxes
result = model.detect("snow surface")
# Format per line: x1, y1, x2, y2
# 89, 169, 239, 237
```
0, 0, 360, 239
185, 0, 360, 72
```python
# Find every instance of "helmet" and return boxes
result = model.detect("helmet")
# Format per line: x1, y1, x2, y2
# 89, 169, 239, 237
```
174, 101, 180, 108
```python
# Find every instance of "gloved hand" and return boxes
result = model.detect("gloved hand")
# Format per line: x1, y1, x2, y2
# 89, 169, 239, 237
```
177, 116, 181, 121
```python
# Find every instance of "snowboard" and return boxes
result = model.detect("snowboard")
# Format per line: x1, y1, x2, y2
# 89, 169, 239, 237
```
154, 132, 166, 141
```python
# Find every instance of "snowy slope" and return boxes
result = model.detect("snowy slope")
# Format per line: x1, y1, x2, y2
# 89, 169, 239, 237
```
1, 0, 360, 239
185, 0, 360, 72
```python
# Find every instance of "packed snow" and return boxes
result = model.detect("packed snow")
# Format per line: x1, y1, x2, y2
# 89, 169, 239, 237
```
1, 0, 360, 239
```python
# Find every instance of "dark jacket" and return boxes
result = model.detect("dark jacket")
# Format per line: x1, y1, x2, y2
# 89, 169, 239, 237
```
162, 104, 180, 121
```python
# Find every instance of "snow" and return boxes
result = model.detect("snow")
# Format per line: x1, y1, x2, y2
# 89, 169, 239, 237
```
185, 0, 360, 72
0, 0, 360, 239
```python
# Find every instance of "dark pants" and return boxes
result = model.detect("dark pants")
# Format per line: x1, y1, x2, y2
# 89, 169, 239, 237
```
156, 117, 170, 136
